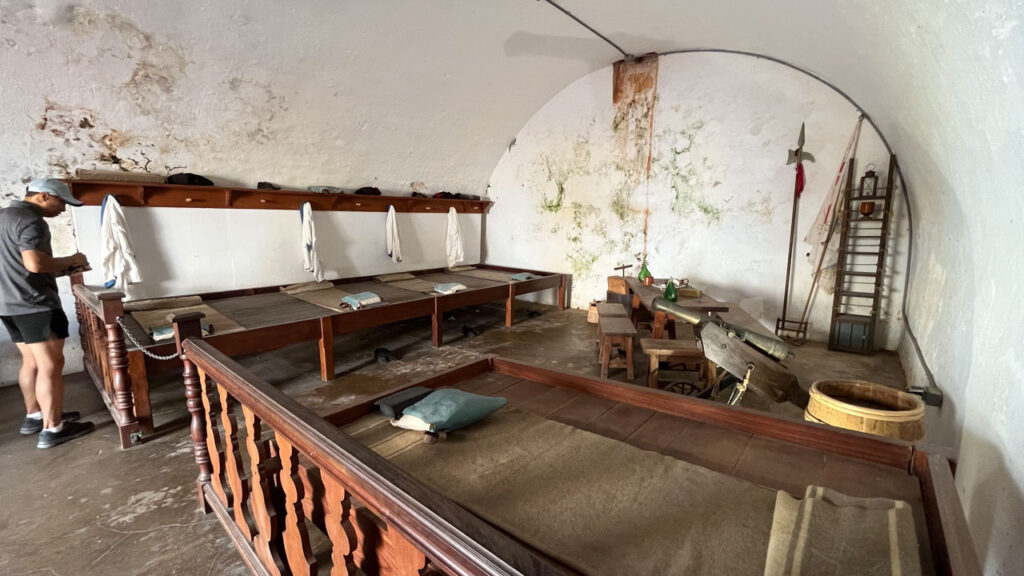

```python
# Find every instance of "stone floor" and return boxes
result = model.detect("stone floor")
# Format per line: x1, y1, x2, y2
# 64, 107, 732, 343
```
0, 303, 911, 575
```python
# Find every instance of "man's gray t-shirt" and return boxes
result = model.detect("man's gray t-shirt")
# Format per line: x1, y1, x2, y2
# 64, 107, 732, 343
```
0, 200, 61, 315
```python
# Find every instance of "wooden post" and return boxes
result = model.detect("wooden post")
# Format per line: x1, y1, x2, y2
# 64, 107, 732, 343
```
557, 274, 567, 310
432, 297, 443, 347
172, 311, 212, 511
97, 291, 139, 449
319, 316, 335, 381
505, 284, 515, 327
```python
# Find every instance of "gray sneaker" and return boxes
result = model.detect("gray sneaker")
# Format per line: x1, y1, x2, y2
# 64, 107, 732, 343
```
37, 420, 95, 449
20, 411, 81, 435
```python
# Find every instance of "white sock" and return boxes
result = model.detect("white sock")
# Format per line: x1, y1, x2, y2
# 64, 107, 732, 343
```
44, 422, 64, 434
27, 411, 43, 420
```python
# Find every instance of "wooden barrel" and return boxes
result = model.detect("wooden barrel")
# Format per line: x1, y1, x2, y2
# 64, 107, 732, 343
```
587, 301, 600, 323
805, 380, 925, 441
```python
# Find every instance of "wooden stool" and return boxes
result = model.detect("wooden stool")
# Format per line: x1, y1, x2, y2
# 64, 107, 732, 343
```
595, 302, 630, 351
641, 337, 706, 390
598, 316, 636, 379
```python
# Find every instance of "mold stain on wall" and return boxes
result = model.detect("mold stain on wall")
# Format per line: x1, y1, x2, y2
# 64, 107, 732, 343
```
34, 102, 166, 176
653, 119, 725, 225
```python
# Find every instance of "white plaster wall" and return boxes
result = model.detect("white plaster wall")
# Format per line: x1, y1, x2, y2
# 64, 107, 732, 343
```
71, 207, 480, 298
0, 0, 604, 382
486, 53, 904, 347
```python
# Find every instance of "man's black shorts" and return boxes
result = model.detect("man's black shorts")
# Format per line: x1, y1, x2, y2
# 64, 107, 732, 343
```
1, 309, 70, 344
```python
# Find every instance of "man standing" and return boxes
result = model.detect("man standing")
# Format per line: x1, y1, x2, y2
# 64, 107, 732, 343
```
1, 179, 94, 448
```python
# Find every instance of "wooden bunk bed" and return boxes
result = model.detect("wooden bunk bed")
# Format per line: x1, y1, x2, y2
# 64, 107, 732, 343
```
67, 179, 568, 448
71, 266, 567, 449
169, 313, 981, 576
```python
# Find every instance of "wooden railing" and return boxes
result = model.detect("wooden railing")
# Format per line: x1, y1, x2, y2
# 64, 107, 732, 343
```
171, 313, 560, 576
70, 275, 142, 448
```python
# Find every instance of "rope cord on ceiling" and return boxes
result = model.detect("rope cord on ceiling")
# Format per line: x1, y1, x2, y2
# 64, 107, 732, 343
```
540, 1, 941, 403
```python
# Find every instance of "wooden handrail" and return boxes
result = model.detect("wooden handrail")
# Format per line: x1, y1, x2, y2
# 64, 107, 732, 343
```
182, 337, 561, 576
71, 282, 107, 318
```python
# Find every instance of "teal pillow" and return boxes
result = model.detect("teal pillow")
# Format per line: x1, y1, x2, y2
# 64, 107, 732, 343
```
400, 389, 507, 432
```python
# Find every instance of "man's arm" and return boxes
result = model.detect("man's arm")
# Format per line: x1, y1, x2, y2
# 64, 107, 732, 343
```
22, 250, 90, 275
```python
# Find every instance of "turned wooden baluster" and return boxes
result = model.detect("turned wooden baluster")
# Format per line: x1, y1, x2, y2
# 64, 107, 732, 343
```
276, 436, 317, 576
172, 312, 212, 510
242, 406, 286, 575
198, 367, 230, 508
322, 474, 358, 576
391, 532, 429, 576
218, 386, 257, 541
98, 291, 139, 448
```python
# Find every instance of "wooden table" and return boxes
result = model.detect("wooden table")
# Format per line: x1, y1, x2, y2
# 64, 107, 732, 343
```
626, 277, 730, 339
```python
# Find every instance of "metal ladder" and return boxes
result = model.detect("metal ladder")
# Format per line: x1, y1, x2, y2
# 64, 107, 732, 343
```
828, 154, 897, 353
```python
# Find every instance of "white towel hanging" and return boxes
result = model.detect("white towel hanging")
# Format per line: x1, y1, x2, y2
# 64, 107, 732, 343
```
100, 194, 143, 290
386, 205, 403, 264
445, 207, 464, 268
300, 202, 324, 281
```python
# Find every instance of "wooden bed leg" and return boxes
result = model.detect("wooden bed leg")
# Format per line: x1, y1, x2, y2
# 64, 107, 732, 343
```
558, 274, 567, 310
506, 285, 515, 327
432, 298, 443, 347
98, 292, 140, 449
173, 312, 212, 513
319, 316, 335, 381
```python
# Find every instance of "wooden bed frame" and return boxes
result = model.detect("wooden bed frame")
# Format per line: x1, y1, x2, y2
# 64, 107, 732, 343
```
170, 314, 981, 576
71, 265, 568, 448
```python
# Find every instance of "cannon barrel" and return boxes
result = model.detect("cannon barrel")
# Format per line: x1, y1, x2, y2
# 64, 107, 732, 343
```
652, 297, 792, 362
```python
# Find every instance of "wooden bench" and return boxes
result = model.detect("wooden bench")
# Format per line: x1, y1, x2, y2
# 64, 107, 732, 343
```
598, 315, 636, 379
596, 302, 628, 319
641, 327, 711, 391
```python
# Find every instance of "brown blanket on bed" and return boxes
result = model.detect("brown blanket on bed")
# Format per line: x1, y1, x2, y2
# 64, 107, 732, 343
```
286, 286, 353, 313
346, 409, 779, 575
130, 304, 245, 338
384, 278, 438, 293
453, 268, 515, 283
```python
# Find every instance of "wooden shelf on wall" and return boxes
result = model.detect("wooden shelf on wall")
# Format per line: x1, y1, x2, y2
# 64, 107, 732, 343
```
67, 180, 493, 214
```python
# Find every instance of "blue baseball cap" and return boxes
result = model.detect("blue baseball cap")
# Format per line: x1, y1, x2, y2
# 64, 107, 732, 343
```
26, 178, 83, 206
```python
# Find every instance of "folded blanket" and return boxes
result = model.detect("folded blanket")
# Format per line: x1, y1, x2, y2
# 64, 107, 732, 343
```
124, 295, 203, 312
377, 272, 416, 282
279, 280, 335, 295
765, 485, 921, 576
434, 282, 467, 295
342, 291, 381, 310
447, 265, 476, 272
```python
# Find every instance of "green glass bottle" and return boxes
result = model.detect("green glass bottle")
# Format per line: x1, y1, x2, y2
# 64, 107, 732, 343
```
663, 277, 678, 302
638, 260, 652, 285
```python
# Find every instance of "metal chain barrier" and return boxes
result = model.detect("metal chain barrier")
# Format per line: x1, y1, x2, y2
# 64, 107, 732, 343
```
116, 316, 180, 361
